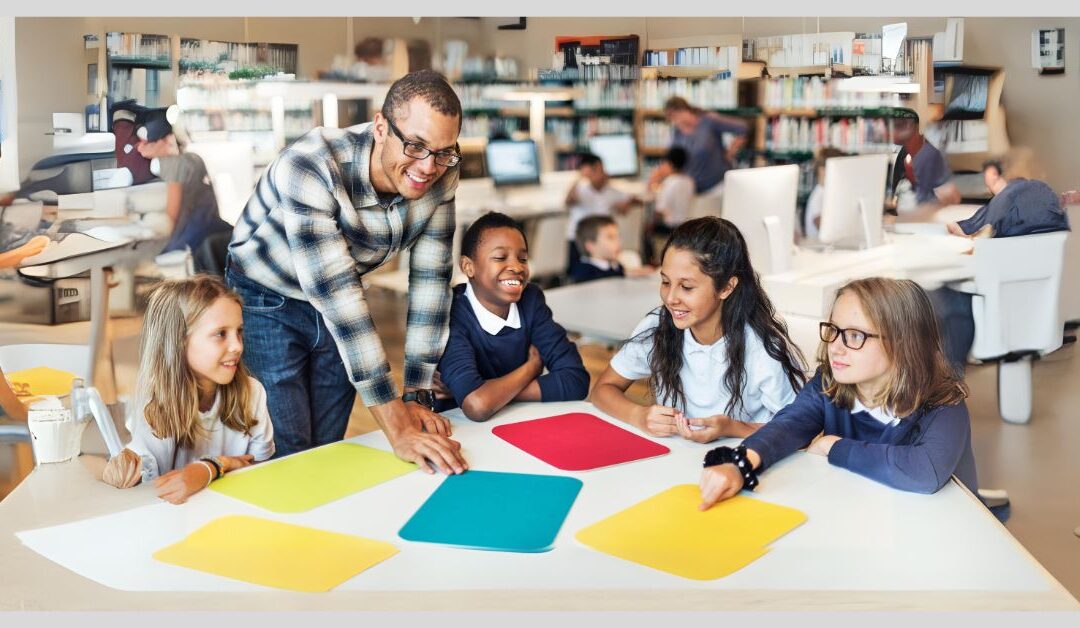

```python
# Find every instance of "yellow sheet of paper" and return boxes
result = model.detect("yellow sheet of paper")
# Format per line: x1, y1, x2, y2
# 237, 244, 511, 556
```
153, 515, 397, 592
8, 366, 78, 398
575, 484, 807, 580
211, 442, 417, 513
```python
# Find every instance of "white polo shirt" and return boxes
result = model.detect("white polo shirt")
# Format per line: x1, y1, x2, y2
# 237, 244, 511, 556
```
610, 313, 798, 422
567, 180, 630, 239
655, 173, 695, 228
464, 281, 521, 335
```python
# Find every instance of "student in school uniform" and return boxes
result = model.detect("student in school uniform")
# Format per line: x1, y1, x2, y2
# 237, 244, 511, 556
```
697, 277, 979, 510
592, 217, 807, 442
569, 215, 655, 284
434, 212, 590, 422
932, 153, 1071, 372
564, 152, 640, 270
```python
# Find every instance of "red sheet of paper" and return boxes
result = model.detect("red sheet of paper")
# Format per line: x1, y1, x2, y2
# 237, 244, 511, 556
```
492, 412, 670, 471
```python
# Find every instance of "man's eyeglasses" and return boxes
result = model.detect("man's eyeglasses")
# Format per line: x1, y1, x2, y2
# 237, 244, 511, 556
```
819, 322, 881, 350
385, 118, 461, 167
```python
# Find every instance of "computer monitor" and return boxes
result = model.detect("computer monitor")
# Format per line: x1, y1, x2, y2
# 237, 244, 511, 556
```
588, 134, 639, 177
818, 153, 890, 249
721, 164, 800, 275
485, 139, 541, 187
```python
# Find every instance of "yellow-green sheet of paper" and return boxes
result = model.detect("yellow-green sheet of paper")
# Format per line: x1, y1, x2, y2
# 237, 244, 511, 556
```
8, 366, 78, 398
211, 442, 417, 513
153, 515, 397, 592
575, 484, 806, 580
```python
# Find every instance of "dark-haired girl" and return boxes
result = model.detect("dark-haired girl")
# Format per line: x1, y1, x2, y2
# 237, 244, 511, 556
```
592, 217, 807, 443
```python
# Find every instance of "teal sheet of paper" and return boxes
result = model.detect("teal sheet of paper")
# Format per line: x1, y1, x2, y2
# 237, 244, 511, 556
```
210, 442, 417, 513
398, 470, 582, 553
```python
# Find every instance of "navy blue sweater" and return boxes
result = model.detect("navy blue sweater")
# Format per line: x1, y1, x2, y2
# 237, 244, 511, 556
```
742, 372, 979, 494
569, 260, 625, 284
436, 282, 590, 412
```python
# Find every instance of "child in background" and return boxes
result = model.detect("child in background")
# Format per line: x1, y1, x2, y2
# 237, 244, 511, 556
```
102, 275, 274, 503
698, 278, 978, 510
564, 152, 640, 269
434, 212, 589, 422
645, 147, 695, 263
569, 215, 655, 284
803, 147, 846, 240
592, 217, 806, 442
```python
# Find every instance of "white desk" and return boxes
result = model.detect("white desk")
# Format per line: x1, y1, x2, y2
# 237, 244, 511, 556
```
1, 400, 1076, 610
545, 276, 659, 344
14, 227, 168, 401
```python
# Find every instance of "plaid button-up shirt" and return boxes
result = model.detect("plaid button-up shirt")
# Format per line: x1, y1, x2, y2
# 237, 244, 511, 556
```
228, 123, 458, 406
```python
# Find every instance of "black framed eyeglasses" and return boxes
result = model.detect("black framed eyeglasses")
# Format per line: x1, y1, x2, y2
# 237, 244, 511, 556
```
385, 117, 461, 167
819, 322, 881, 350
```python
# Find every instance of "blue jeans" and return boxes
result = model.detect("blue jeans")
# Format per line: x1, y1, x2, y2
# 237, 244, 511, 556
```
928, 287, 974, 376
225, 264, 355, 458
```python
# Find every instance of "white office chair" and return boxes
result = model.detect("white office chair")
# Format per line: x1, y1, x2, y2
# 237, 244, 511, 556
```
968, 232, 1068, 424
0, 344, 91, 442
526, 212, 569, 283
614, 205, 645, 258
688, 191, 723, 220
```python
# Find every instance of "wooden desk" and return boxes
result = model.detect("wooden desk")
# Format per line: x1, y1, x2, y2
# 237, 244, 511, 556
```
2, 401, 1076, 610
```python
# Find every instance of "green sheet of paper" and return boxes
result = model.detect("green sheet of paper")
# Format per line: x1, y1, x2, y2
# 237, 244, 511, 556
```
211, 442, 417, 513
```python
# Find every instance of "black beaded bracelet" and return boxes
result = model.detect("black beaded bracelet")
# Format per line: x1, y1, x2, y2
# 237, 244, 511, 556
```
702, 444, 759, 491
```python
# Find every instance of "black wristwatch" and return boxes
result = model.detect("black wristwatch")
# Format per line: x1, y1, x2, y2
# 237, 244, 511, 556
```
402, 389, 436, 411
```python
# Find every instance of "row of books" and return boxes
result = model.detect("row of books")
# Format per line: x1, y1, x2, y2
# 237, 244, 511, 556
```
639, 78, 738, 110
545, 116, 634, 149
641, 46, 739, 69
107, 32, 170, 62
460, 115, 524, 140
179, 40, 298, 77
764, 115, 897, 155
926, 119, 989, 154
746, 32, 853, 68
574, 81, 638, 110
760, 77, 904, 110
641, 120, 674, 149
539, 63, 641, 82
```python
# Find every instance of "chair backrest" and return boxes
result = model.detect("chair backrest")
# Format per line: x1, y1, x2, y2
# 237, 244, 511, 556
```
688, 191, 723, 220
971, 232, 1068, 359
614, 205, 645, 256
1060, 205, 1079, 324
526, 212, 570, 281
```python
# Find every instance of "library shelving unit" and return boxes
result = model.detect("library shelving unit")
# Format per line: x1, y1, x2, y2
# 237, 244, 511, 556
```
178, 38, 298, 80
104, 32, 175, 116
927, 64, 1010, 173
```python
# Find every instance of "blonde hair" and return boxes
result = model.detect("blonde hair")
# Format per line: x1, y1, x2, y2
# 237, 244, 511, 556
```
137, 274, 256, 450
817, 278, 967, 417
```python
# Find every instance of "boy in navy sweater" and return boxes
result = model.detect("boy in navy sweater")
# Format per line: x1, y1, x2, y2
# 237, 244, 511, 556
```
434, 212, 590, 421
569, 215, 655, 284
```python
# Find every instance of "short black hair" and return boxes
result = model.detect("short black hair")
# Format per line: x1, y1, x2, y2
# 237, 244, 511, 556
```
381, 69, 462, 130
982, 158, 1004, 176
575, 215, 617, 253
664, 147, 688, 171
460, 211, 528, 259
578, 152, 602, 169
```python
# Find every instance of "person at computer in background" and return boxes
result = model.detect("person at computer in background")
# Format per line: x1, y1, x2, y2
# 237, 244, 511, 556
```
134, 107, 232, 257
651, 97, 749, 198
929, 150, 1070, 374
803, 147, 848, 240
564, 152, 640, 270
569, 215, 655, 284
945, 152, 1070, 239
888, 108, 961, 221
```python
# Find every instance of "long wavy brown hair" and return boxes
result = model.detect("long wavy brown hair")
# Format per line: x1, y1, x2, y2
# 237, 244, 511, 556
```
137, 275, 256, 450
819, 278, 968, 417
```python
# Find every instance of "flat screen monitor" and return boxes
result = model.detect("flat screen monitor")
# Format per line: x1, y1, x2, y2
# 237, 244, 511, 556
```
588, 134, 639, 177
818, 153, 890, 249
721, 164, 799, 275
485, 139, 541, 187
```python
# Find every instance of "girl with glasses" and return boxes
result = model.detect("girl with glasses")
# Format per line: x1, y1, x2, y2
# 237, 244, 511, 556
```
698, 277, 979, 510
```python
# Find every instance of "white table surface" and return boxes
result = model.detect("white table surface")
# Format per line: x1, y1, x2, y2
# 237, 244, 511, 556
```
545, 276, 660, 344
2, 400, 1076, 611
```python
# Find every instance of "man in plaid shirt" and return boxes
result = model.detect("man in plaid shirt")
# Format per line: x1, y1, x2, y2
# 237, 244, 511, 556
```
226, 70, 467, 474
